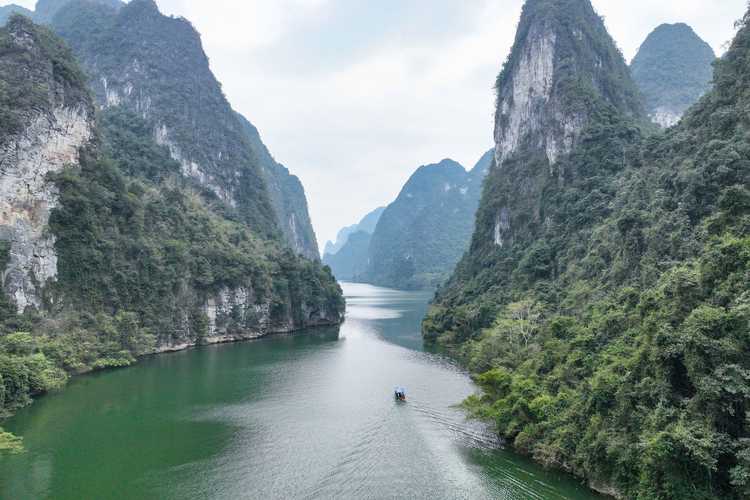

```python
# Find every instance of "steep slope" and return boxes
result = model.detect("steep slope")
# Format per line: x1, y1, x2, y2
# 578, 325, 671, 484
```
428, 0, 645, 326
0, 15, 343, 444
364, 152, 492, 290
49, 0, 278, 237
425, 1, 750, 498
0, 14, 95, 312
323, 206, 385, 257
236, 113, 320, 260
45, 0, 324, 259
631, 23, 716, 127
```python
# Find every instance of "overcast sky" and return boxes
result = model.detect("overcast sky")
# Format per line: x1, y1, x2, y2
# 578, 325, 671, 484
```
5, 1, 747, 249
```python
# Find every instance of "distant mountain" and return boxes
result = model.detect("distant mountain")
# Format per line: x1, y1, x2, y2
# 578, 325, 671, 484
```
321, 231, 372, 282
0, 0, 123, 26
35, 0, 123, 22
364, 151, 492, 290
236, 113, 320, 261
323, 207, 385, 257
631, 23, 716, 127
0, 5, 33, 25
322, 207, 385, 281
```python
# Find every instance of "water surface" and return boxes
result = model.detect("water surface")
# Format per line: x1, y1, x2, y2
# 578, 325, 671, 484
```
0, 282, 600, 499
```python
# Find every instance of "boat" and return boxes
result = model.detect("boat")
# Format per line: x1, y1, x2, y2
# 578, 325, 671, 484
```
394, 387, 407, 402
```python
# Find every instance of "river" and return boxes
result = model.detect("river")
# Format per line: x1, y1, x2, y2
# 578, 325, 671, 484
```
0, 282, 601, 499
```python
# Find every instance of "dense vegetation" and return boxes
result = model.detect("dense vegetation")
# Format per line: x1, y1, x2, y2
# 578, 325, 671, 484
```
364, 154, 491, 290
0, 13, 89, 138
425, 2, 750, 498
235, 113, 320, 261
631, 23, 716, 125
0, 13, 343, 453
0, 105, 343, 421
50, 0, 280, 239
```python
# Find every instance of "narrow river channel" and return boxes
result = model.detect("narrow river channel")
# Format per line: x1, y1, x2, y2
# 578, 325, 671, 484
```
0, 282, 601, 499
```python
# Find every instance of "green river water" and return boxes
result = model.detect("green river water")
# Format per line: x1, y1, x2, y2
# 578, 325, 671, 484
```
0, 282, 601, 499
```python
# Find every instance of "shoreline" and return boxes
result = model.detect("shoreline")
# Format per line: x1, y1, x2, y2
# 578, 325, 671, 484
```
0, 318, 344, 430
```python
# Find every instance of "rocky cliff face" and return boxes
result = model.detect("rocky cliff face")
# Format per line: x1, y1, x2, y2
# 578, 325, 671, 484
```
0, 11, 343, 353
631, 23, 716, 128
49, 0, 279, 238
484, 0, 644, 253
425, 2, 750, 497
46, 0, 322, 259
426, 0, 647, 337
0, 16, 94, 312
236, 113, 320, 261
494, 0, 642, 169
364, 153, 492, 290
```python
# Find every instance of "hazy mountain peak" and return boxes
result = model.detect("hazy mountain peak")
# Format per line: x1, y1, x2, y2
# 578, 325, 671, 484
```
631, 22, 716, 127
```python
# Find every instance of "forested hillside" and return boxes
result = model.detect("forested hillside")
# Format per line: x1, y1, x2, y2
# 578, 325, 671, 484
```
364, 152, 492, 290
236, 113, 320, 261
424, 0, 750, 498
631, 23, 716, 128
0, 12, 342, 451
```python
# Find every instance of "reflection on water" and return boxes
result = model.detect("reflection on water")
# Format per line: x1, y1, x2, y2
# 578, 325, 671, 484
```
0, 282, 600, 499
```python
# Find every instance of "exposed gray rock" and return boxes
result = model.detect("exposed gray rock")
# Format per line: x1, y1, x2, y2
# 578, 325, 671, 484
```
0, 107, 93, 311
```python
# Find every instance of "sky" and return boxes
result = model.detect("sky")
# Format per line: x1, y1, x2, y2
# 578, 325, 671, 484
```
4, 0, 748, 250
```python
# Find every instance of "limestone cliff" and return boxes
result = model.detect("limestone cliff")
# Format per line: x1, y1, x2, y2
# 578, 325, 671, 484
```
424, 1, 750, 497
45, 0, 323, 258
49, 0, 279, 238
235, 113, 320, 261
0, 15, 94, 312
487, 0, 643, 251
426, 0, 646, 337
0, 14, 343, 355
494, 0, 642, 169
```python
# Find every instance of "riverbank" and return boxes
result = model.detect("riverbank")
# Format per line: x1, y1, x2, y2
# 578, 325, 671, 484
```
0, 314, 344, 453
0, 282, 603, 499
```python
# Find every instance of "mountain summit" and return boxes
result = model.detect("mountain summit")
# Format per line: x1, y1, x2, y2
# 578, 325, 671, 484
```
494, 0, 643, 168
631, 23, 716, 127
